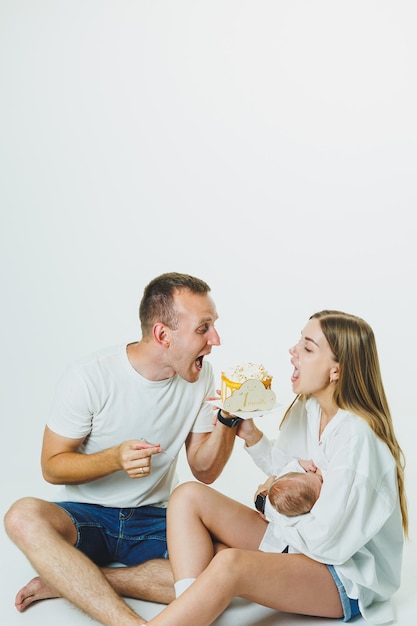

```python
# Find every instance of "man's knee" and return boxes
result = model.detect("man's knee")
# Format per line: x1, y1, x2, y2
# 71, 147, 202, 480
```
4, 497, 41, 542
4, 497, 72, 545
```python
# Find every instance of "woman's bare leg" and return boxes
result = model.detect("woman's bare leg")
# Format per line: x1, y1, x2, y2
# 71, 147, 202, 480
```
166, 482, 267, 581
147, 549, 343, 626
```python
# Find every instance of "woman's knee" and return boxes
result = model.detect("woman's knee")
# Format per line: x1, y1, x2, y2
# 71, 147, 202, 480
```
213, 547, 243, 566
202, 549, 248, 595
211, 549, 246, 578
168, 482, 208, 514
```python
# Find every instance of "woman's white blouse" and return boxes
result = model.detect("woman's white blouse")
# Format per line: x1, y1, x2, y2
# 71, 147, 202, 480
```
245, 397, 404, 624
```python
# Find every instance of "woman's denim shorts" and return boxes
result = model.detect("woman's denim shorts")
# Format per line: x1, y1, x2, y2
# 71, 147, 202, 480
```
56, 501, 168, 566
327, 564, 361, 622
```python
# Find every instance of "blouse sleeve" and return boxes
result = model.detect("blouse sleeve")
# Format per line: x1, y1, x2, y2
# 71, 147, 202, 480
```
244, 397, 309, 476
244, 433, 292, 476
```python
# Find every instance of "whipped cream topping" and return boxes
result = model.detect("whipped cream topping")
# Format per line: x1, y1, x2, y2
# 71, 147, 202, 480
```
223, 362, 271, 383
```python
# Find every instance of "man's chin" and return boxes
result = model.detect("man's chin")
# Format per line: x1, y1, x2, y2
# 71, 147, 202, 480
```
183, 368, 201, 383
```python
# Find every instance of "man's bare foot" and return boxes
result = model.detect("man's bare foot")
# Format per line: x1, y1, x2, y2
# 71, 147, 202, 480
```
15, 576, 60, 612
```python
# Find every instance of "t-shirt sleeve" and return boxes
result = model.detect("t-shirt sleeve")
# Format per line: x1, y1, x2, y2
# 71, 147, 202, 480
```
47, 367, 94, 439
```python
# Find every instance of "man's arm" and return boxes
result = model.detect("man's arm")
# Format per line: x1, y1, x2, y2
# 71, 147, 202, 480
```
41, 426, 162, 484
184, 420, 238, 484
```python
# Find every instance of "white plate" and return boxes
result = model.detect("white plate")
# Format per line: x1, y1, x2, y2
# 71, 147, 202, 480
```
206, 399, 284, 420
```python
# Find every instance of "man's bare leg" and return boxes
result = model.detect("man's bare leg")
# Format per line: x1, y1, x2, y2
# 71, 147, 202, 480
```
15, 560, 175, 612
5, 498, 151, 625
15, 575, 59, 612
104, 559, 174, 603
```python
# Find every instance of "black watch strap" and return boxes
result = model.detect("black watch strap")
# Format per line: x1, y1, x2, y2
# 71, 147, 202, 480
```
217, 409, 243, 428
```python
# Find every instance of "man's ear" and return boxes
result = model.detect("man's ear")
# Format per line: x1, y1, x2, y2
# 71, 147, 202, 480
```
153, 323, 171, 347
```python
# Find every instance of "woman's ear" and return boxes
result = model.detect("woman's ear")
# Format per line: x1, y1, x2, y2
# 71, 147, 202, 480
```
330, 365, 339, 381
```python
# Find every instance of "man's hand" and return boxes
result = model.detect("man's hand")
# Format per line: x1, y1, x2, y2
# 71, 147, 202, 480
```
116, 439, 162, 478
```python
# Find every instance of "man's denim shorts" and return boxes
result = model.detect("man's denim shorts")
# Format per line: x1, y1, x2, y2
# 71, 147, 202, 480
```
56, 501, 168, 566
327, 565, 361, 622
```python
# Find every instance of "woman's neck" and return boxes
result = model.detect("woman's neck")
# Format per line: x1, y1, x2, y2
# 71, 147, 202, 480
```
315, 395, 339, 438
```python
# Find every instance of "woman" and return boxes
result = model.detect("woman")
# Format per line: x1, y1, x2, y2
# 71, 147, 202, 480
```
144, 310, 407, 625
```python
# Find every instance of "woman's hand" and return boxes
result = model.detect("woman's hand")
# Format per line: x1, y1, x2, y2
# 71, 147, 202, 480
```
253, 476, 276, 519
236, 418, 263, 447
254, 475, 276, 499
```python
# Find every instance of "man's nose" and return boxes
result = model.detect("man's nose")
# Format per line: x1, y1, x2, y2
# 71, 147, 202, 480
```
208, 329, 221, 346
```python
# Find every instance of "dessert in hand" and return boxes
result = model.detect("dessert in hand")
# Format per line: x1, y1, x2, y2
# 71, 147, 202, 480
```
221, 363, 276, 412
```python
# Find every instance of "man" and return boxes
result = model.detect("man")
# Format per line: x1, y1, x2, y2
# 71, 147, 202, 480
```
4, 272, 240, 626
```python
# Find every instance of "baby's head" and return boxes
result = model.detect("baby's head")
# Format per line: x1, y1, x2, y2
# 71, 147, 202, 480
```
268, 470, 323, 517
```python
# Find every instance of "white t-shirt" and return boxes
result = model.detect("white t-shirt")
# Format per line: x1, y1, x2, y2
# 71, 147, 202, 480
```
47, 344, 215, 508
246, 396, 404, 624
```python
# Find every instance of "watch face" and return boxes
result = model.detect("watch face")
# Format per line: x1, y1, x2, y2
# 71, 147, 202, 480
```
255, 493, 266, 514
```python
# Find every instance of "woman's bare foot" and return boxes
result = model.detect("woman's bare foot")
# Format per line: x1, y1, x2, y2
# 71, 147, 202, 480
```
15, 576, 60, 612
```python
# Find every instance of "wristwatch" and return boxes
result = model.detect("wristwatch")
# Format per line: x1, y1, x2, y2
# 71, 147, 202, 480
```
255, 492, 267, 514
217, 409, 243, 428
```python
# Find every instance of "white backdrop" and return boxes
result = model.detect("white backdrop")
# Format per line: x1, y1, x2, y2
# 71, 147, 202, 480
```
1, 1, 416, 623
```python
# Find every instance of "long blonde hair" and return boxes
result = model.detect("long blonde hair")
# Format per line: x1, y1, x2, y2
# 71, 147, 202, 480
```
281, 310, 408, 537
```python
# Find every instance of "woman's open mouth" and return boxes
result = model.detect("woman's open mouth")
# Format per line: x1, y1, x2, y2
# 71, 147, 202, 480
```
291, 367, 299, 384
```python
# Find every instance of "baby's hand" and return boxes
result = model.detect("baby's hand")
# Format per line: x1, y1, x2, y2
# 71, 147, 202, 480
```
298, 459, 318, 473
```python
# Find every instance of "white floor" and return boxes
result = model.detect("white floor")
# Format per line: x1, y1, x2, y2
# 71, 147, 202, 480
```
1, 414, 415, 625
